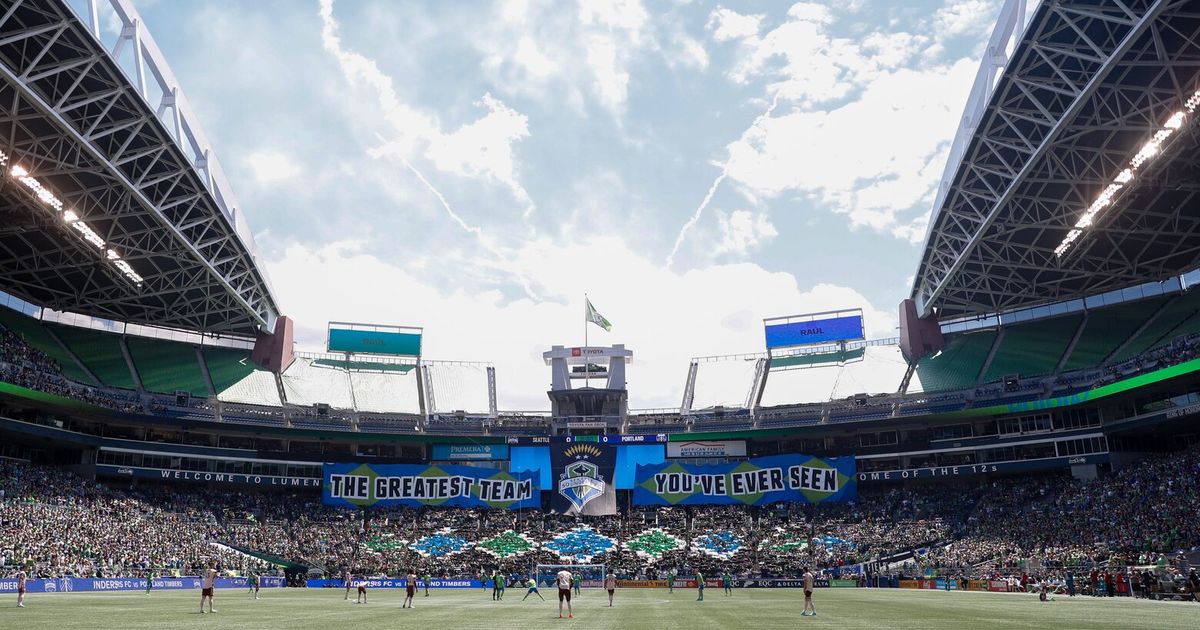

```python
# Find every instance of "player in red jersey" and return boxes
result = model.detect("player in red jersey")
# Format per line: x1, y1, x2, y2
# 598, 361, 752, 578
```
403, 570, 417, 608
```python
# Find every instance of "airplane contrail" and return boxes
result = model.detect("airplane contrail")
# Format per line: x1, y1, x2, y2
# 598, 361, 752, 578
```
666, 92, 782, 268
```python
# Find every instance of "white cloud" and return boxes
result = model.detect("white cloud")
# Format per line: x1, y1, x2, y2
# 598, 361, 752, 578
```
697, 4, 985, 244
723, 60, 975, 242
318, 0, 536, 217
715, 209, 778, 256
707, 6, 763, 41
244, 150, 301, 185
268, 237, 894, 409
935, 0, 997, 39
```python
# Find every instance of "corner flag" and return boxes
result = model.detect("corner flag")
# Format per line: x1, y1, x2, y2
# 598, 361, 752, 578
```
586, 298, 612, 332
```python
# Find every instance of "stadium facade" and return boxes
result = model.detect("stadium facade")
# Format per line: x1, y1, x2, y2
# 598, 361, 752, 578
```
1, 0, 1200, 582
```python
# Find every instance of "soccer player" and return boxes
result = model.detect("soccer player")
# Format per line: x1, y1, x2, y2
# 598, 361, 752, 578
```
200, 562, 217, 614
16, 568, 26, 608
722, 570, 733, 596
344, 569, 353, 601
668, 569, 676, 594
480, 570, 488, 591
801, 567, 816, 617
573, 572, 581, 597
695, 571, 705, 602
424, 571, 431, 597
523, 577, 545, 602
492, 571, 501, 601
250, 572, 260, 600
556, 568, 574, 619
403, 570, 417, 608
145, 569, 154, 595
355, 576, 368, 604
498, 572, 506, 600
604, 570, 616, 607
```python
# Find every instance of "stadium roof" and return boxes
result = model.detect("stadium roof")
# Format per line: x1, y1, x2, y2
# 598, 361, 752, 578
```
0, 0, 278, 336
912, 0, 1200, 320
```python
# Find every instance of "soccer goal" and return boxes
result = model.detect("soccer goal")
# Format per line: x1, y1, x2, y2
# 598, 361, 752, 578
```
536, 564, 607, 589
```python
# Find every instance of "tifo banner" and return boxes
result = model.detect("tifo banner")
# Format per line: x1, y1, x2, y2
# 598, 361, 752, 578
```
666, 440, 746, 458
634, 454, 856, 506
323, 463, 538, 509
550, 443, 618, 515
431, 444, 510, 461
0, 576, 284, 593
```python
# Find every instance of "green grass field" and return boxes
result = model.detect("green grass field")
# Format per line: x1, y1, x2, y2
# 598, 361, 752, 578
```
1, 587, 1196, 629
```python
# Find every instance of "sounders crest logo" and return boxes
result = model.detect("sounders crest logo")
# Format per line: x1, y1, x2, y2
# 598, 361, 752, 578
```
559, 444, 606, 511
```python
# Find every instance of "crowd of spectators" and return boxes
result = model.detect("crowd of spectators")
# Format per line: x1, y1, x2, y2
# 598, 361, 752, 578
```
6, 448, 1196, 584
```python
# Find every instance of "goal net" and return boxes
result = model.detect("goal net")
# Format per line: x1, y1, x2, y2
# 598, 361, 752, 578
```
535, 564, 607, 589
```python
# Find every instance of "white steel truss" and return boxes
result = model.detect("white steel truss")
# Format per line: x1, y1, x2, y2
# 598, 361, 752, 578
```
912, 0, 1200, 319
0, 0, 278, 334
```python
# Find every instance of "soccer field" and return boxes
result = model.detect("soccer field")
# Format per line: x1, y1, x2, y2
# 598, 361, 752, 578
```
1, 587, 1197, 629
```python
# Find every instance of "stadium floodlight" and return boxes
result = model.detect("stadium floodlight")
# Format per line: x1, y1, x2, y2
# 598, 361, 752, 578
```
1055, 89, 1200, 258
0, 150, 144, 286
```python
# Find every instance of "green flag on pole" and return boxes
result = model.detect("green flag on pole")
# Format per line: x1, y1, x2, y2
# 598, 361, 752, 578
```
586, 298, 612, 332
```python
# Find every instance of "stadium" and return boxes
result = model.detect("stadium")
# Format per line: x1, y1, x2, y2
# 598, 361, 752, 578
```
1, 0, 1200, 628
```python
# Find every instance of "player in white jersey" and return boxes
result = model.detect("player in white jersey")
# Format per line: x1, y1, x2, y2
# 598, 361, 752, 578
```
604, 571, 617, 607
200, 563, 218, 614
801, 567, 816, 617
556, 569, 574, 619
16, 569, 26, 608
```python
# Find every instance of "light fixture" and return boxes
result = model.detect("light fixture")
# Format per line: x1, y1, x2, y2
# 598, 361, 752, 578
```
1055, 87, 1200, 257
0, 149, 144, 286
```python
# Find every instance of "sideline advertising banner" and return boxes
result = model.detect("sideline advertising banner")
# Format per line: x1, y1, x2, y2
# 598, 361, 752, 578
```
634, 454, 857, 506
550, 443, 618, 515
0, 576, 285, 593
322, 463, 538, 509
431, 444, 510, 461
666, 440, 747, 458
306, 578, 479, 589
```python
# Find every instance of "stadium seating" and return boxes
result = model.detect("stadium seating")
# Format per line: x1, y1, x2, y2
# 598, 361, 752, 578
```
1111, 290, 1200, 362
0, 307, 94, 384
280, 357, 354, 409
126, 336, 209, 396
909, 330, 996, 393
544, 527, 616, 563
1060, 297, 1168, 371
982, 315, 1083, 382
49, 323, 137, 389
409, 533, 472, 558
203, 346, 257, 392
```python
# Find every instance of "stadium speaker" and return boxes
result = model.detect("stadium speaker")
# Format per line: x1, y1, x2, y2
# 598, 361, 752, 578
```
315, 403, 330, 417
1003, 375, 1020, 392
175, 391, 190, 407
714, 405, 725, 418
853, 394, 868, 407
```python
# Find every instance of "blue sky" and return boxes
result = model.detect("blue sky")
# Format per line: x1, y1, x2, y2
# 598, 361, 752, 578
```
121, 0, 1004, 409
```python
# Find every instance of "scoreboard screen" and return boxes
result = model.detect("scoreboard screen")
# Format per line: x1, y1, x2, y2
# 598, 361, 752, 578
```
764, 310, 864, 349
327, 322, 422, 357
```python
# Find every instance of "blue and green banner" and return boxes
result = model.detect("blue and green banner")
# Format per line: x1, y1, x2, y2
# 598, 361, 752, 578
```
633, 454, 856, 506
322, 463, 538, 509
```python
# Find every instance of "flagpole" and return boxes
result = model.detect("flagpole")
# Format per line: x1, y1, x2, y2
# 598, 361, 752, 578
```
584, 293, 589, 390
